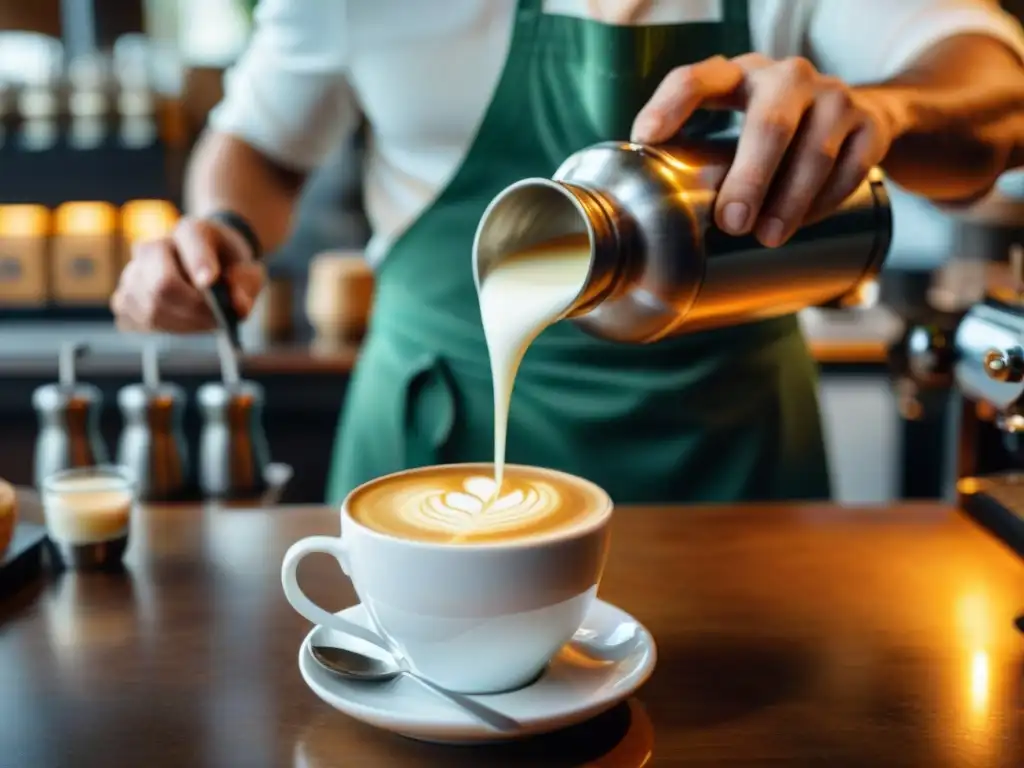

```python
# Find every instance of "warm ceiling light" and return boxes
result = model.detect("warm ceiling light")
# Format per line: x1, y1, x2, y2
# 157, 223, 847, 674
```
121, 199, 179, 243
54, 202, 117, 235
0, 204, 51, 237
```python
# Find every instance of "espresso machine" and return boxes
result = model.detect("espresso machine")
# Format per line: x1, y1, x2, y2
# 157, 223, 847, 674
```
882, 169, 1024, 498
894, 244, 1024, 555
884, 258, 989, 498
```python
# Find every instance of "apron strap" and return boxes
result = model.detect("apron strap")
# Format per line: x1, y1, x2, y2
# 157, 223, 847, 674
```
722, 0, 752, 57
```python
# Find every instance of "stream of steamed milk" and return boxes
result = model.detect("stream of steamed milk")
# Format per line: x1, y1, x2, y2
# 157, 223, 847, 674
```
478, 233, 592, 491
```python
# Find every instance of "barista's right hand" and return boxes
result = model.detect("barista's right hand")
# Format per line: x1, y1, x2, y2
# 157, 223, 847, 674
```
111, 216, 266, 333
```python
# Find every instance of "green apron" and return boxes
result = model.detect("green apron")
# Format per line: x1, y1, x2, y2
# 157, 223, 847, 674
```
326, 0, 831, 505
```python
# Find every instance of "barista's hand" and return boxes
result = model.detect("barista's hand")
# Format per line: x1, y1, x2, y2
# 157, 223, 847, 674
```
631, 53, 897, 247
111, 216, 265, 333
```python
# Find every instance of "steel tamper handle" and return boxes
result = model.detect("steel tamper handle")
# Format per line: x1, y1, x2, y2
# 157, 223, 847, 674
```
201, 278, 242, 387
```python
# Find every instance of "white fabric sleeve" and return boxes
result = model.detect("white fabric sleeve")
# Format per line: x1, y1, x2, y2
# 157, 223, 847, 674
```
803, 0, 1024, 84
206, 0, 360, 171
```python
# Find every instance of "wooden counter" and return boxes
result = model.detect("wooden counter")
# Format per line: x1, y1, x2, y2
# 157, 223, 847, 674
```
808, 338, 888, 364
4, 338, 889, 378
0, 306, 899, 377
0, 338, 362, 378
0, 337, 892, 375
0, 330, 888, 379
1, 495, 1020, 767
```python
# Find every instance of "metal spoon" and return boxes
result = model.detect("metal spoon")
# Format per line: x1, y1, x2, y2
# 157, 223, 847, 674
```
309, 639, 521, 732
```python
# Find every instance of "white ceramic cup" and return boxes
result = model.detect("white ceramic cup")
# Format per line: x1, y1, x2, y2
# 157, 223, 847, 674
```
281, 463, 613, 694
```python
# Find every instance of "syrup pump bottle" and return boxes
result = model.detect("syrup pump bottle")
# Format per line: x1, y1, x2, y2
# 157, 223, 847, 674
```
32, 343, 109, 488
116, 343, 191, 501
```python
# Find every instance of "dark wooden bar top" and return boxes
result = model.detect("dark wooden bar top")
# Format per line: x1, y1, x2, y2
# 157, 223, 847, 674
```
1, 494, 1021, 767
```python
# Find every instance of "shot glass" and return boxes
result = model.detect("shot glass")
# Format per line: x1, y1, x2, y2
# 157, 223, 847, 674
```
41, 465, 136, 570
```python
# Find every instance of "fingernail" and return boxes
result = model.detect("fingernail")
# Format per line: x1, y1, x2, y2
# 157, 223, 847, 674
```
759, 217, 786, 247
721, 202, 750, 233
194, 267, 212, 287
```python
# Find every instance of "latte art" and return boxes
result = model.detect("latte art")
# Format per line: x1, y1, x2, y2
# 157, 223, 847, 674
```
397, 475, 562, 539
349, 464, 608, 544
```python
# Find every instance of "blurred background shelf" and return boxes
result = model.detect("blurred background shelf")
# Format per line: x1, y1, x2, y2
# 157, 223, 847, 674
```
0, 305, 113, 321
0, 137, 174, 208
0, 0, 1021, 506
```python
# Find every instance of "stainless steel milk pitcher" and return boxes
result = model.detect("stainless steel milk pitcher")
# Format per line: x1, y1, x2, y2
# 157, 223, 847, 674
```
473, 135, 892, 343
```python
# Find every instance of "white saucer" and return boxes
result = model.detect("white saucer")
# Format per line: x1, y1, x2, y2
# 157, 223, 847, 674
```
297, 598, 657, 744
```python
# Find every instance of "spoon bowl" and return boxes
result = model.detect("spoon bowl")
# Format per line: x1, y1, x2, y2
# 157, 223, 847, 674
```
310, 643, 401, 682
307, 626, 521, 732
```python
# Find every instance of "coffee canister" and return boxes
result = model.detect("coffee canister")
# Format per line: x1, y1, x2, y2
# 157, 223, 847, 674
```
474, 136, 892, 344
51, 202, 120, 306
305, 251, 374, 345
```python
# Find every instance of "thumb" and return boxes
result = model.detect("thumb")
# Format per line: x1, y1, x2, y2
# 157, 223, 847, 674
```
171, 217, 222, 288
224, 261, 266, 318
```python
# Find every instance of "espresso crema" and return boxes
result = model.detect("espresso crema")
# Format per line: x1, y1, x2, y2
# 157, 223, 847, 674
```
43, 475, 133, 544
349, 464, 607, 544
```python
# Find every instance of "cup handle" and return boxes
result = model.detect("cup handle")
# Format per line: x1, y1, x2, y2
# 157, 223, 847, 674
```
281, 536, 391, 653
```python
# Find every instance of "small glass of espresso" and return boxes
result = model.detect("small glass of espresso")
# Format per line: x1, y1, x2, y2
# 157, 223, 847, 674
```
41, 465, 137, 570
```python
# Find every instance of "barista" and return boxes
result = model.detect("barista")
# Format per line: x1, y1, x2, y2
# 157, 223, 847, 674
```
111, 0, 1024, 505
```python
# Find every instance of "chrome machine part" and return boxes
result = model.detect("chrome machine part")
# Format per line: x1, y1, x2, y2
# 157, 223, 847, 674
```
954, 246, 1024, 414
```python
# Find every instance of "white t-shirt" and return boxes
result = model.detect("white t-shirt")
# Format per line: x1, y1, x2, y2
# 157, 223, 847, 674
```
208, 0, 1024, 266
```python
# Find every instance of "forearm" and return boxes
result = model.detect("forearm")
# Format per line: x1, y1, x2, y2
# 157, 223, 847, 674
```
858, 34, 1024, 203
184, 130, 307, 255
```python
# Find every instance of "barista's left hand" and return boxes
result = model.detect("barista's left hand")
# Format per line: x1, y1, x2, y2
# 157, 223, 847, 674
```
631, 53, 897, 248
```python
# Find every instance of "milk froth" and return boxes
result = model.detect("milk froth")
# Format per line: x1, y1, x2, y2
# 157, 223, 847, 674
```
477, 233, 592, 490
349, 233, 595, 542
